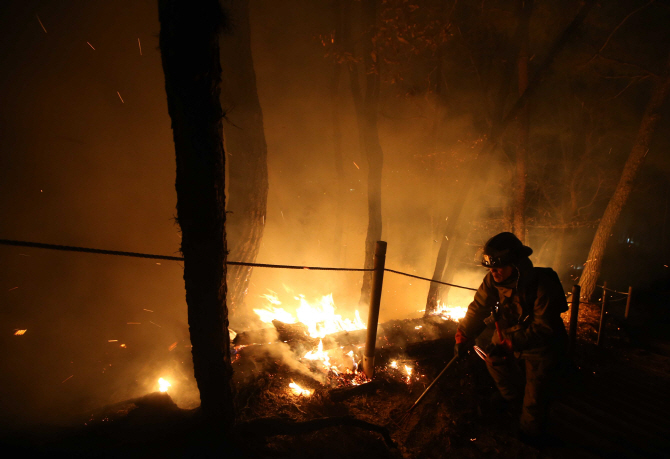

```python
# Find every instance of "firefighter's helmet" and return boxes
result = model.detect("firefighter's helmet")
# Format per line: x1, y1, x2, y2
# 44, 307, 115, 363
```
481, 232, 533, 268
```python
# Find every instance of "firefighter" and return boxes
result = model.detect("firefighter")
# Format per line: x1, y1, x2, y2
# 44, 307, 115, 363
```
454, 232, 568, 445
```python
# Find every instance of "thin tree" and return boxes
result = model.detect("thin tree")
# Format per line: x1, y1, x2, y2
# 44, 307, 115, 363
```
219, 0, 269, 315
341, 0, 384, 306
512, 0, 533, 243
579, 51, 670, 300
158, 0, 234, 426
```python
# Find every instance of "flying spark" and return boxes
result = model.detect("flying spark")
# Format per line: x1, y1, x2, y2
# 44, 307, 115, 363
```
127, 322, 140, 325
107, 339, 118, 342
14, 329, 27, 336
8, 287, 18, 291
138, 38, 142, 55
117, 91, 124, 103
62, 375, 73, 383
143, 309, 154, 312
87, 41, 95, 50
353, 162, 360, 169
168, 342, 178, 352
149, 321, 162, 328
36, 15, 47, 33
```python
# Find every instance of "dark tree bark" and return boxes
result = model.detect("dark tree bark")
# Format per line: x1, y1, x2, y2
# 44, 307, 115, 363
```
331, 0, 346, 264
425, 188, 467, 315
358, 0, 384, 307
342, 0, 384, 307
579, 52, 670, 300
158, 0, 234, 426
512, 0, 533, 243
219, 0, 268, 314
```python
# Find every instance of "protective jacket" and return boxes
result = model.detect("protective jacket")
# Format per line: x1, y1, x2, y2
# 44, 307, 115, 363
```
458, 258, 568, 357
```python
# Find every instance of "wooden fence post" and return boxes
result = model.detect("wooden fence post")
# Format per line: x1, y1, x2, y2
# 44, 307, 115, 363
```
363, 241, 387, 378
625, 286, 633, 320
597, 282, 608, 346
568, 284, 580, 357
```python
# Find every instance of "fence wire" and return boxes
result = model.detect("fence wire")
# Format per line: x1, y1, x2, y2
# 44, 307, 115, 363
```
0, 238, 478, 292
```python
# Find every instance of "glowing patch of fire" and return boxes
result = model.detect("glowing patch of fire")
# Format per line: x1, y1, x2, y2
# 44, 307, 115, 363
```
289, 381, 313, 396
254, 292, 365, 339
432, 301, 468, 321
158, 378, 171, 393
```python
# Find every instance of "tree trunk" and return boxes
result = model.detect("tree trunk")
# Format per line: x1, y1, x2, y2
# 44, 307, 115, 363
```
359, 0, 383, 307
425, 186, 468, 314
342, 0, 384, 307
513, 0, 532, 244
331, 0, 346, 264
158, 0, 234, 426
219, 0, 269, 314
579, 52, 670, 300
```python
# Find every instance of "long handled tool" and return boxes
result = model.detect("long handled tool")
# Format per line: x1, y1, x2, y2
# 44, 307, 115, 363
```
395, 355, 458, 425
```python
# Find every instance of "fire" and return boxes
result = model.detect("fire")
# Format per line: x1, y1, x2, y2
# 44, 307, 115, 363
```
14, 329, 27, 336
158, 378, 171, 393
432, 300, 468, 321
254, 291, 365, 339
303, 339, 338, 373
404, 365, 413, 382
288, 381, 313, 396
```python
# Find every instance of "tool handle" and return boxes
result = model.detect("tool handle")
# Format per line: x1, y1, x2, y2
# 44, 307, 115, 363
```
407, 355, 458, 413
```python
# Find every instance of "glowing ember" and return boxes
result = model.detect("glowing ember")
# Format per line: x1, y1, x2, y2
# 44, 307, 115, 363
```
289, 381, 313, 396
14, 329, 27, 336
390, 361, 398, 369
432, 301, 468, 321
404, 365, 413, 382
254, 291, 365, 339
158, 378, 171, 393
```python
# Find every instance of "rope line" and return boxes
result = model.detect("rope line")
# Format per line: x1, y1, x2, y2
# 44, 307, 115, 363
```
0, 239, 373, 271
0, 239, 185, 261
596, 284, 629, 295
384, 268, 478, 291
0, 238, 479, 290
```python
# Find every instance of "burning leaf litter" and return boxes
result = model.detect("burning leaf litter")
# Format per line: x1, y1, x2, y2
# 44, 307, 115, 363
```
432, 300, 467, 321
158, 378, 171, 393
288, 381, 313, 396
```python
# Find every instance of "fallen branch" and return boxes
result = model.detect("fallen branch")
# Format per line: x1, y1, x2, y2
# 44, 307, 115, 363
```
328, 380, 384, 402
236, 415, 396, 448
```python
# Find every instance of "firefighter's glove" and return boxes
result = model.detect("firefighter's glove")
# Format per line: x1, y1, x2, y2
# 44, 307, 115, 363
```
485, 339, 513, 358
454, 329, 472, 360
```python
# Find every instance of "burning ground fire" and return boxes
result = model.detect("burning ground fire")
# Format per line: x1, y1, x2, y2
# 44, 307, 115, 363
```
254, 291, 365, 339
249, 290, 464, 395
254, 291, 367, 391
158, 377, 171, 393
431, 300, 467, 322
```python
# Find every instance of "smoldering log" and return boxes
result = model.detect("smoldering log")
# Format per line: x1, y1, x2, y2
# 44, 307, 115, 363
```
234, 315, 458, 350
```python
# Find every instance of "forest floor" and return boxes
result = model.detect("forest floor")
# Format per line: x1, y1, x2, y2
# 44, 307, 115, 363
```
2, 301, 670, 458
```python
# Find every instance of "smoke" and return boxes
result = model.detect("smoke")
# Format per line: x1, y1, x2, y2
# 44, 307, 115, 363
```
1, 0, 668, 430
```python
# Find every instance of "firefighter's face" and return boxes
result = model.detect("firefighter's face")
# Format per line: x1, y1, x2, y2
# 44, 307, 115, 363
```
490, 265, 514, 283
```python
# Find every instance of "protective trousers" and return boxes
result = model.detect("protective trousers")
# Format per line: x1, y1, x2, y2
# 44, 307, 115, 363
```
486, 352, 558, 436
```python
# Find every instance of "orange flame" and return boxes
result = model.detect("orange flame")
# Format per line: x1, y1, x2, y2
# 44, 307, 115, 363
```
158, 378, 171, 393
288, 381, 313, 396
